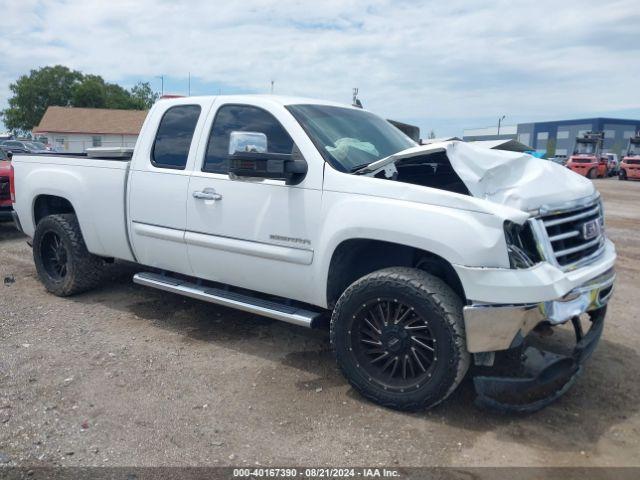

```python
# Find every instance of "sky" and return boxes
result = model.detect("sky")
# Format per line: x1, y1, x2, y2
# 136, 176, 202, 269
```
1, 0, 639, 137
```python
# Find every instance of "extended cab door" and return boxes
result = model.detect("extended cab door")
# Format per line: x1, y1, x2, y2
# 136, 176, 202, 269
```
127, 99, 210, 273
185, 100, 323, 303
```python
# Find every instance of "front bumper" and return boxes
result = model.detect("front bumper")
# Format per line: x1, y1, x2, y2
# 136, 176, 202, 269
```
462, 266, 615, 353
474, 306, 606, 413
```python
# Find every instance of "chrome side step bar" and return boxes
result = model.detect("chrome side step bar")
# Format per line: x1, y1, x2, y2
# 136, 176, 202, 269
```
133, 272, 321, 328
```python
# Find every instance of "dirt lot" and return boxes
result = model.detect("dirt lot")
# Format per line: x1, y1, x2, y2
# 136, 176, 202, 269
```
1, 178, 639, 468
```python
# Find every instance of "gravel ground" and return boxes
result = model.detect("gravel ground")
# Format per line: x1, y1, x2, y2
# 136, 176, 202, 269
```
1, 178, 639, 467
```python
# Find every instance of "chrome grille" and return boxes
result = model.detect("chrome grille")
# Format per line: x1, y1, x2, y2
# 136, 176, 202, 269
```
531, 196, 605, 270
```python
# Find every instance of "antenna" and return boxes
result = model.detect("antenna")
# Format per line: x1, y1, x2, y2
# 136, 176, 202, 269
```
188, 72, 191, 96
270, 80, 275, 95
352, 88, 363, 108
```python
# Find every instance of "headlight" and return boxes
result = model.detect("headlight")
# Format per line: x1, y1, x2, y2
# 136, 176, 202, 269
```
504, 220, 541, 269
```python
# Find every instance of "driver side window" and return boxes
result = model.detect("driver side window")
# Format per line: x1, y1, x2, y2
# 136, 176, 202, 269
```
203, 105, 294, 173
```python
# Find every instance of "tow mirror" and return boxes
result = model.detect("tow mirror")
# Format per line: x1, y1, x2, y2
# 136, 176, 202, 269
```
228, 131, 307, 185
228, 131, 267, 155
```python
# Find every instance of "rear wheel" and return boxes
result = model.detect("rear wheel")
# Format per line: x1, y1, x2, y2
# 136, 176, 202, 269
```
33, 214, 104, 296
619, 169, 627, 180
330, 267, 470, 411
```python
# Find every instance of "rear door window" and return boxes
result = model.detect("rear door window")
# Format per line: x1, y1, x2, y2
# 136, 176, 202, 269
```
151, 105, 201, 169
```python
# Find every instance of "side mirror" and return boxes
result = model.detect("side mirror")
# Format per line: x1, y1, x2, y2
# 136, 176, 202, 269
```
227, 131, 307, 185
228, 131, 267, 155
229, 150, 307, 185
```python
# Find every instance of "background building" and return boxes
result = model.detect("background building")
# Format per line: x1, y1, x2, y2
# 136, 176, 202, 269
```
461, 125, 518, 142
464, 118, 640, 157
33, 106, 147, 153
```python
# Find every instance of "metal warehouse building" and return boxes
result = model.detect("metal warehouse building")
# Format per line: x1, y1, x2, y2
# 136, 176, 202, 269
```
464, 118, 640, 157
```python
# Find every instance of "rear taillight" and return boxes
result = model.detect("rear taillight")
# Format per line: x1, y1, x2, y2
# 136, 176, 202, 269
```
9, 162, 15, 203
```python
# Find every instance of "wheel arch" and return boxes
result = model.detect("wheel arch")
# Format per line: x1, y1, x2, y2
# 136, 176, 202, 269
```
325, 238, 466, 309
33, 194, 76, 225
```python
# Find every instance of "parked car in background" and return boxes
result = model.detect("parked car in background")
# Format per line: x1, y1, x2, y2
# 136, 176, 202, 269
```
0, 148, 13, 220
619, 133, 640, 181
11, 95, 616, 413
1, 140, 48, 154
566, 132, 608, 179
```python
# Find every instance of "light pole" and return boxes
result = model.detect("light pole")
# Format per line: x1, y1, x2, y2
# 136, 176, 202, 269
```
497, 115, 506, 136
156, 75, 164, 96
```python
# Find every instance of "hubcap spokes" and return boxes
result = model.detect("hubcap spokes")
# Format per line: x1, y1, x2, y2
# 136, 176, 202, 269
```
42, 233, 68, 280
354, 299, 436, 387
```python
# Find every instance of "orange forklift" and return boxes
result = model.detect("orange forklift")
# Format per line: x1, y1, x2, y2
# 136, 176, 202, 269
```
619, 132, 640, 181
566, 131, 608, 179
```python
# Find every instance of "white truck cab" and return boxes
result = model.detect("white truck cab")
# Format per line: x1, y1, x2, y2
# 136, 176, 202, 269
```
11, 95, 616, 412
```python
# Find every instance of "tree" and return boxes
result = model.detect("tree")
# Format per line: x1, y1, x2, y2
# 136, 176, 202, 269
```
129, 82, 159, 110
104, 83, 135, 109
72, 75, 107, 108
1, 65, 83, 133
1, 66, 160, 134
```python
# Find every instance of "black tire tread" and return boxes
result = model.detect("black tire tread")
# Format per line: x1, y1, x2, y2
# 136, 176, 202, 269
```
33, 214, 104, 296
330, 267, 470, 411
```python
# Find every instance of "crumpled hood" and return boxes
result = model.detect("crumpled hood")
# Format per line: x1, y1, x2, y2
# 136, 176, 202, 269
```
364, 140, 595, 212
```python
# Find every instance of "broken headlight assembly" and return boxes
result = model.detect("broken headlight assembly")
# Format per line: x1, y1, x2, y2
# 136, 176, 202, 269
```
504, 220, 542, 269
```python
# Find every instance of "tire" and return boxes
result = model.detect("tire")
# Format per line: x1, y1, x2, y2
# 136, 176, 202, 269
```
330, 267, 470, 411
33, 214, 104, 296
587, 168, 597, 179
619, 169, 627, 181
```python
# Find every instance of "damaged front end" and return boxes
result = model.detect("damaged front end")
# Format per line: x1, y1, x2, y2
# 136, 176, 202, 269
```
465, 266, 615, 413
473, 306, 606, 413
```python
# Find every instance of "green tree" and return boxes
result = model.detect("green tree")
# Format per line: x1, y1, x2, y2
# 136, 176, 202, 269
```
105, 83, 135, 109
129, 82, 159, 110
1, 66, 159, 133
1, 65, 83, 133
72, 75, 107, 108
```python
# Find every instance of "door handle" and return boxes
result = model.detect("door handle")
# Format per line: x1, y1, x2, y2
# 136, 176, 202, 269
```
193, 188, 222, 201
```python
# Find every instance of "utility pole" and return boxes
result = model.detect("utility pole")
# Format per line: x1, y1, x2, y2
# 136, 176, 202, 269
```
497, 115, 506, 135
157, 75, 164, 96
270, 80, 274, 94
188, 72, 191, 96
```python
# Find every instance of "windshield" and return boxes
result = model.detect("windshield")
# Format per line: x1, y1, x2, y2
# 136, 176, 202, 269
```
28, 141, 46, 149
576, 142, 595, 154
629, 142, 640, 155
287, 104, 416, 172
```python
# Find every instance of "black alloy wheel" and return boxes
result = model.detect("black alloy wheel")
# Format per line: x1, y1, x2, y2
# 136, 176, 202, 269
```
351, 298, 438, 391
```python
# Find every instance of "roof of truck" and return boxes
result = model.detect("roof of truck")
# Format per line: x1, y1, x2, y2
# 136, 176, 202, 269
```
173, 94, 357, 109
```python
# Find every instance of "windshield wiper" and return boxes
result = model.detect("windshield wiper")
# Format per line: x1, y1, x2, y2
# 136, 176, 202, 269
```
349, 163, 373, 174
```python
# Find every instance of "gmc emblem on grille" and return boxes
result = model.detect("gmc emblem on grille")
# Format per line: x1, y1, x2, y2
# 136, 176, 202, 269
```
582, 219, 601, 240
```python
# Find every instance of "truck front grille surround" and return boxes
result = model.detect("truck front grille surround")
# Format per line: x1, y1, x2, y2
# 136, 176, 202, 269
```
529, 194, 606, 271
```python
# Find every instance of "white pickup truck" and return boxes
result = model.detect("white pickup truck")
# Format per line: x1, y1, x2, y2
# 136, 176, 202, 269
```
11, 95, 616, 412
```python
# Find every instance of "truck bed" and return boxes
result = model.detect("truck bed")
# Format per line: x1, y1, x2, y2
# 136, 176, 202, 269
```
11, 154, 135, 262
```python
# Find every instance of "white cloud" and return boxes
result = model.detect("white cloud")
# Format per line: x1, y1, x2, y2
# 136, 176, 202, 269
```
1, 0, 639, 134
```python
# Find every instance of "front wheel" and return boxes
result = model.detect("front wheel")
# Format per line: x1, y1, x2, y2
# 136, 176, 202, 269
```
587, 168, 597, 179
33, 214, 104, 296
619, 169, 627, 181
330, 267, 470, 411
